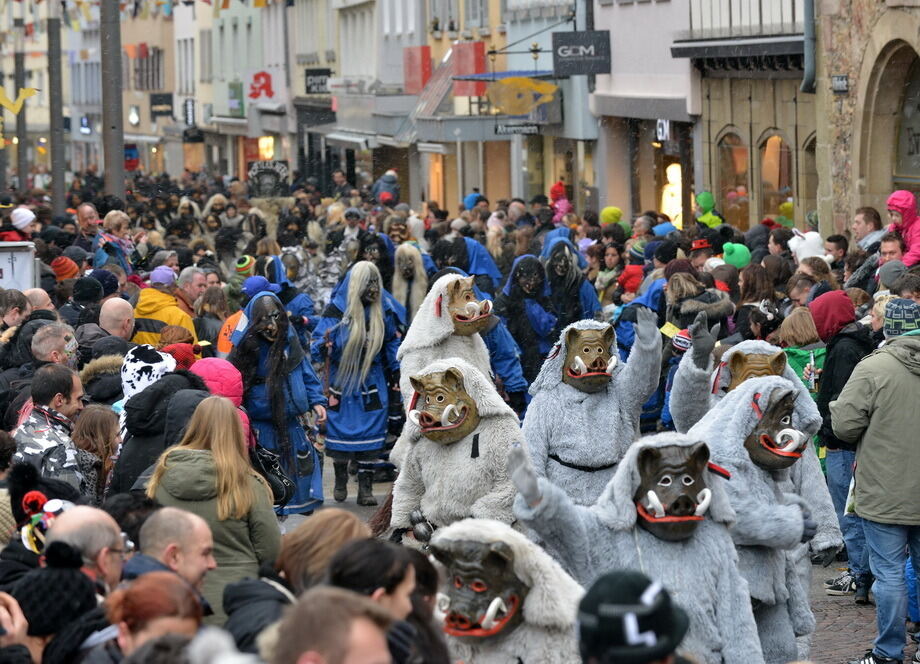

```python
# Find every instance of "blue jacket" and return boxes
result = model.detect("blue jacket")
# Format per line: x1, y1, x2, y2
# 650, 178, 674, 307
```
541, 231, 588, 269
92, 233, 131, 274
614, 277, 666, 360
464, 237, 503, 291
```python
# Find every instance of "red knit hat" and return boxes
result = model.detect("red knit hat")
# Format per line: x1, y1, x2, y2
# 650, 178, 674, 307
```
50, 256, 79, 282
549, 180, 566, 202
160, 343, 200, 371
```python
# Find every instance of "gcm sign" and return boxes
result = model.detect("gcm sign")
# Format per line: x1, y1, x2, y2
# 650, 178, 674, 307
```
551, 30, 611, 76
557, 45, 596, 58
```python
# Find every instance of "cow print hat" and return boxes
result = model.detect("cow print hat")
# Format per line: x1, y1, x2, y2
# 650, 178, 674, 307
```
120, 344, 177, 401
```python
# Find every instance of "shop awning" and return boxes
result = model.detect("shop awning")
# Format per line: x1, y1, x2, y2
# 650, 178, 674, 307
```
123, 133, 162, 144
211, 116, 248, 126
452, 70, 554, 81
671, 35, 803, 59
310, 123, 379, 150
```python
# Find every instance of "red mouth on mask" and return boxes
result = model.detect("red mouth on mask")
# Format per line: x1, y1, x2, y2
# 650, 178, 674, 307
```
444, 595, 521, 638
635, 502, 704, 524
759, 434, 803, 458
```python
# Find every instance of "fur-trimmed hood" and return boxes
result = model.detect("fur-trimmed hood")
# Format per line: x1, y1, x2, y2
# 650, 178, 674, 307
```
528, 320, 617, 395
431, 518, 583, 631
80, 354, 124, 384
673, 288, 733, 319
398, 274, 481, 357
403, 357, 515, 426
592, 432, 736, 530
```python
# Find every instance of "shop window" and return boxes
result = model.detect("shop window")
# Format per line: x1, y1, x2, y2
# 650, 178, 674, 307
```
759, 134, 793, 218
717, 132, 749, 228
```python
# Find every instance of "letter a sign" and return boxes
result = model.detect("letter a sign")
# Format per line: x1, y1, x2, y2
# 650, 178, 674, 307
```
552, 31, 611, 76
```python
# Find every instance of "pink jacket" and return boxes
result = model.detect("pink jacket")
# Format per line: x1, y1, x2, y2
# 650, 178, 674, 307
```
886, 190, 920, 267
189, 358, 253, 446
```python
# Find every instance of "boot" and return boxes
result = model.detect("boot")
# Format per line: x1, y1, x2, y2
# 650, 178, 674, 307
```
357, 470, 378, 507
333, 461, 349, 503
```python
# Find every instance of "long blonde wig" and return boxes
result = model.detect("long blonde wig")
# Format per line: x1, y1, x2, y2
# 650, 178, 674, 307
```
391, 243, 428, 322
337, 261, 385, 392
147, 396, 270, 520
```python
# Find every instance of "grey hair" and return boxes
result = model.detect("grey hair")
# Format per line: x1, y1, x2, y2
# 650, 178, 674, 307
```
177, 266, 204, 287
47, 514, 120, 562
138, 507, 200, 556
31, 322, 74, 361
149, 250, 178, 270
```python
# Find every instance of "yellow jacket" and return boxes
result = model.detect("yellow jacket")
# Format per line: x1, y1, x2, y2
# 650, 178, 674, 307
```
132, 286, 198, 346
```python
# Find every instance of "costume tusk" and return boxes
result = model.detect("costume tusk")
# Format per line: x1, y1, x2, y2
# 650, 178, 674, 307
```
441, 404, 458, 426
464, 301, 481, 317
408, 410, 421, 426
646, 490, 666, 518
571, 356, 587, 375
695, 488, 712, 516
434, 592, 451, 625
606, 356, 618, 373
777, 429, 805, 452
480, 299, 492, 314
480, 596, 507, 631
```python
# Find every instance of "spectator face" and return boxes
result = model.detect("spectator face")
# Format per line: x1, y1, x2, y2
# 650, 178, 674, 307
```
888, 209, 904, 227
77, 205, 99, 233
824, 241, 845, 262
768, 235, 782, 256
333, 171, 346, 186
3, 302, 30, 328
118, 616, 200, 657
899, 287, 920, 306
183, 273, 207, 301
789, 284, 810, 308
852, 213, 873, 242
345, 213, 361, 229
879, 240, 904, 265
172, 520, 217, 591
54, 375, 85, 419
166, 255, 180, 273
371, 565, 415, 621
205, 272, 221, 288
604, 246, 620, 270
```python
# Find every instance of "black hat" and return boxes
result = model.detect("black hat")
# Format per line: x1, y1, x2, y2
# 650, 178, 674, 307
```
72, 277, 104, 304
654, 240, 679, 265
62, 245, 92, 266
529, 194, 549, 206
578, 570, 689, 664
7, 462, 81, 527
89, 269, 120, 298
92, 335, 130, 360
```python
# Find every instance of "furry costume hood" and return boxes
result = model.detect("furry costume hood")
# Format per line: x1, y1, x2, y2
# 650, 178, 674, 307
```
398, 274, 488, 358
431, 518, 583, 631
673, 288, 733, 320
403, 357, 515, 425
80, 354, 124, 385
593, 432, 735, 530
529, 320, 617, 395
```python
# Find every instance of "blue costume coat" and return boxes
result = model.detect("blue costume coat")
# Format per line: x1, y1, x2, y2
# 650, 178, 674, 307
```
311, 271, 401, 454
266, 254, 316, 346
231, 292, 327, 515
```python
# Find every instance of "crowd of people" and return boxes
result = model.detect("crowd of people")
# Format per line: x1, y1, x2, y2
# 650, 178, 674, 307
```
0, 166, 915, 664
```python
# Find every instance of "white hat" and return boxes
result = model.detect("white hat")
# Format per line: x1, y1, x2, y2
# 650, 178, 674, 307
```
788, 230, 826, 262
703, 257, 725, 272
10, 207, 35, 232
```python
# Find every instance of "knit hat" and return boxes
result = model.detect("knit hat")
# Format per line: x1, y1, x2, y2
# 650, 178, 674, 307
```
149, 265, 177, 286
654, 240, 679, 265
235, 255, 256, 277
578, 570, 689, 664
664, 259, 699, 281
600, 206, 622, 225
121, 344, 177, 401
883, 298, 920, 338
11, 207, 35, 231
91, 335, 130, 360
11, 541, 97, 637
672, 329, 692, 353
722, 242, 752, 269
378, 191, 394, 206
242, 276, 281, 298
878, 260, 907, 290
628, 242, 646, 263
644, 241, 662, 263
161, 343, 200, 371
51, 256, 80, 282
7, 462, 81, 527
89, 269, 119, 298
72, 277, 104, 304
62, 245, 92, 266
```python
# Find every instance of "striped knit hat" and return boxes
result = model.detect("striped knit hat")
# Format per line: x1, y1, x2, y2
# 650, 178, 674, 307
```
672, 329, 692, 353
235, 255, 255, 276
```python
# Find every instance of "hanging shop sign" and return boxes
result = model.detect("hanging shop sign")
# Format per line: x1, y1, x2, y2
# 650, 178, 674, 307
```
494, 123, 539, 136
184, 98, 196, 126
247, 160, 290, 197
305, 68, 332, 95
228, 81, 245, 118
551, 30, 612, 76
149, 93, 174, 119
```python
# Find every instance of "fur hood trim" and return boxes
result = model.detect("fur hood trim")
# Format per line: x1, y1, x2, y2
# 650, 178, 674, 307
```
431, 518, 583, 630
80, 354, 125, 384
398, 274, 475, 357
529, 319, 617, 395
675, 288, 734, 318
592, 432, 736, 530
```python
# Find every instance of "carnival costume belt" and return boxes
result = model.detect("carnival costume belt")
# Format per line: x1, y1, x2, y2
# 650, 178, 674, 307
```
548, 453, 616, 473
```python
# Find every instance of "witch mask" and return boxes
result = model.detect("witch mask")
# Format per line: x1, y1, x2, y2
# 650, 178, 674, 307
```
250, 296, 286, 343
561, 326, 617, 393
743, 388, 807, 471
408, 368, 480, 444
725, 350, 786, 392
430, 539, 527, 640
445, 276, 493, 336
634, 443, 712, 542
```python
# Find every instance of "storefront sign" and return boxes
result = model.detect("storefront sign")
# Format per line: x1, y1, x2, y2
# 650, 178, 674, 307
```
124, 144, 140, 171
79, 115, 92, 135
831, 75, 849, 94
656, 119, 671, 142
552, 31, 611, 76
184, 98, 195, 126
247, 160, 290, 197
305, 68, 332, 95
228, 81, 245, 118
494, 123, 539, 136
149, 93, 174, 119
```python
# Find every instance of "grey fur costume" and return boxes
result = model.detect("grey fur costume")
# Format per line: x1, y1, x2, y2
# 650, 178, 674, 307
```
515, 433, 765, 664
391, 358, 520, 532
431, 518, 583, 664
688, 376, 816, 664
523, 318, 662, 505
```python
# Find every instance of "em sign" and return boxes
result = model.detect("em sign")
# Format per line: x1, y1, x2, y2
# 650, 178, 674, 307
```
551, 31, 612, 76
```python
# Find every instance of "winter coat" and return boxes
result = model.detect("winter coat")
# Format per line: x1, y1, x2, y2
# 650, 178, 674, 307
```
75, 324, 111, 369
669, 288, 734, 333
523, 319, 662, 506
80, 355, 125, 405
886, 190, 920, 267
151, 448, 281, 625
108, 371, 209, 495
516, 433, 765, 664
190, 358, 251, 442
0, 226, 29, 243
0, 540, 38, 592
783, 343, 826, 400
0, 310, 57, 371
832, 331, 920, 525
371, 173, 400, 203
92, 232, 132, 275
614, 278, 667, 358
13, 405, 87, 496
131, 286, 198, 347
223, 575, 295, 654
194, 313, 224, 350
58, 300, 91, 327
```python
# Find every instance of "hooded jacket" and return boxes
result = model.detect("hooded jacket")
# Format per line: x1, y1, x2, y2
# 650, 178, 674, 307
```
80, 355, 125, 405
223, 575, 295, 654
543, 238, 602, 332
886, 190, 920, 267
668, 287, 734, 333
832, 331, 920, 524
132, 286, 198, 347
0, 310, 57, 371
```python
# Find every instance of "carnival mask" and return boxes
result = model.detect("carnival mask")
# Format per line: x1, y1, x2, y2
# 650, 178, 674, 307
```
408, 368, 480, 444
398, 255, 416, 280
361, 275, 380, 305
634, 443, 712, 542
561, 326, 616, 393
445, 277, 493, 336
389, 221, 409, 244
549, 248, 572, 278
430, 539, 527, 640
726, 351, 786, 392
251, 296, 285, 343
362, 243, 380, 262
743, 388, 807, 471
516, 264, 542, 296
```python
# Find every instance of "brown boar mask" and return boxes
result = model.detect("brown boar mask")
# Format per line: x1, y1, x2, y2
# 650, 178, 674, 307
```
408, 368, 480, 444
430, 539, 527, 641
743, 388, 807, 471
726, 350, 786, 392
561, 326, 616, 393
445, 276, 493, 336
634, 443, 712, 542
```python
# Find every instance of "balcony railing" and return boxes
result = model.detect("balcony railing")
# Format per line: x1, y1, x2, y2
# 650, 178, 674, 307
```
681, 0, 804, 40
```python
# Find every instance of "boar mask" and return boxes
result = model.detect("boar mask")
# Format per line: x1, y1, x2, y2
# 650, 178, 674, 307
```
408, 368, 480, 444
561, 326, 616, 393
726, 351, 787, 392
743, 388, 807, 471
445, 276, 493, 336
430, 539, 527, 640
634, 443, 712, 542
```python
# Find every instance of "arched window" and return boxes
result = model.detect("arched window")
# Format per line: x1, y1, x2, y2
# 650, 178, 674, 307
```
717, 132, 749, 228
759, 134, 793, 218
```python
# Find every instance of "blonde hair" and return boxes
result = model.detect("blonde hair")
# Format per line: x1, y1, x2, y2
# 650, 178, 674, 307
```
800, 256, 839, 289
337, 262, 385, 392
873, 294, 897, 319
256, 238, 282, 256
102, 210, 130, 234
326, 203, 346, 226
776, 307, 821, 348
666, 272, 704, 304
147, 396, 269, 520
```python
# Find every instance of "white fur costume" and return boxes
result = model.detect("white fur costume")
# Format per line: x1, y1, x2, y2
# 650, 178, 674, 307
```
523, 319, 661, 505
431, 518, 583, 664
390, 358, 520, 532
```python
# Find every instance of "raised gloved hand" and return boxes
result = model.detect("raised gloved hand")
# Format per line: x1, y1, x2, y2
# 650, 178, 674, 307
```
800, 508, 817, 543
689, 311, 720, 371
507, 445, 541, 507
635, 306, 660, 346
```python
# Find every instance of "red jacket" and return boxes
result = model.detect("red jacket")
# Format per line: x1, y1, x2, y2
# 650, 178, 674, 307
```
887, 190, 920, 267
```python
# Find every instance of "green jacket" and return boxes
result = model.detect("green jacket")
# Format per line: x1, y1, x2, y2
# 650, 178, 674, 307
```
831, 332, 920, 525
152, 448, 281, 624
784, 343, 826, 400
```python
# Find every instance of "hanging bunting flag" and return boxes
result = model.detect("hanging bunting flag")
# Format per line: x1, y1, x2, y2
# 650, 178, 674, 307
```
138, 42, 148, 58
124, 43, 137, 58
0, 88, 37, 114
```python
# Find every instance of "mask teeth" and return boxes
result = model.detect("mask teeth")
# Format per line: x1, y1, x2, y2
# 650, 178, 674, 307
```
606, 356, 618, 374
479, 596, 507, 631
434, 592, 450, 625
408, 410, 421, 427
480, 299, 492, 314
646, 490, 666, 518
441, 404, 458, 426
777, 428, 805, 452
694, 488, 712, 516
571, 356, 587, 376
